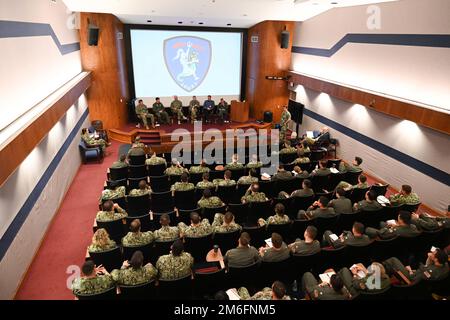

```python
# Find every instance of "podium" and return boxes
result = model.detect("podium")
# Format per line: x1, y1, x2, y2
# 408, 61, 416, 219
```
230, 100, 249, 123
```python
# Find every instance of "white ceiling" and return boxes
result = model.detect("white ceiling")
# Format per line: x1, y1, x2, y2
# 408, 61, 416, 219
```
62, 0, 398, 28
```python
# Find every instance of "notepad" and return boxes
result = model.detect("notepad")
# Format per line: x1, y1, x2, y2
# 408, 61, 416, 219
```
319, 271, 336, 284
350, 265, 366, 279
265, 238, 273, 247
330, 167, 339, 174
386, 219, 396, 225
226, 288, 241, 300
377, 196, 390, 206
431, 246, 438, 252
329, 234, 339, 242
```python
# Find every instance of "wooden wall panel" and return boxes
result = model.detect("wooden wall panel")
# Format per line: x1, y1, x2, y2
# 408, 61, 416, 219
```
79, 13, 129, 130
246, 21, 295, 123
288, 72, 450, 135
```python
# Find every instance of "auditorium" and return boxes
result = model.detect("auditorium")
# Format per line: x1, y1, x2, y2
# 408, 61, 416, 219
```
0, 0, 449, 302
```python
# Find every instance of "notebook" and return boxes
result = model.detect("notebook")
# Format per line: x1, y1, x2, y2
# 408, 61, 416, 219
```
319, 271, 336, 284
350, 264, 366, 279
226, 288, 241, 300
329, 234, 339, 242
265, 238, 273, 247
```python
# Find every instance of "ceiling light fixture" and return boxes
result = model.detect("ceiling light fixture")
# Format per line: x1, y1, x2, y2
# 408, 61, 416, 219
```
199, 22, 204, 25
147, 20, 152, 23
178, 21, 183, 24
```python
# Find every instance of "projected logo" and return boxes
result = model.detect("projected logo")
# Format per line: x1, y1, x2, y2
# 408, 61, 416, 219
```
164, 36, 212, 92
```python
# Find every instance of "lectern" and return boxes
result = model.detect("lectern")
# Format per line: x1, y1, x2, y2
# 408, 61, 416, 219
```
230, 100, 249, 123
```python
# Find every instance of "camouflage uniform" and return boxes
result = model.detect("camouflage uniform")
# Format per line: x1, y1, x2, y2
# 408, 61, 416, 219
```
280, 110, 291, 142
279, 146, 297, 154
146, 155, 167, 166
189, 165, 210, 174
128, 146, 145, 157
165, 165, 188, 176
156, 252, 194, 280
87, 239, 117, 253
189, 99, 200, 122
335, 181, 369, 191
292, 157, 311, 164
246, 161, 263, 169
237, 176, 259, 185
238, 287, 290, 300
217, 101, 228, 121
339, 163, 362, 173
263, 214, 290, 225
213, 178, 236, 187
81, 132, 107, 152
122, 231, 154, 246
153, 102, 169, 124
197, 196, 223, 208
154, 226, 180, 241
196, 180, 215, 189
389, 193, 420, 205
241, 191, 267, 203
170, 99, 184, 121
297, 146, 310, 156
128, 188, 151, 197
178, 219, 213, 237
225, 162, 244, 170
72, 274, 115, 296
111, 160, 128, 169
99, 186, 126, 204
212, 213, 242, 233
111, 264, 157, 286
135, 103, 155, 128
96, 207, 128, 222
171, 182, 195, 192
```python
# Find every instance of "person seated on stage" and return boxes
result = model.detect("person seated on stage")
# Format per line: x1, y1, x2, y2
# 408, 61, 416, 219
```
296, 141, 311, 157
152, 97, 170, 124
81, 128, 110, 153
292, 166, 310, 179
135, 99, 155, 129
353, 190, 382, 212
217, 98, 229, 122
259, 233, 290, 262
339, 156, 363, 173
197, 188, 224, 208
164, 159, 188, 176
238, 281, 291, 300
289, 225, 321, 255
322, 222, 371, 249
154, 213, 180, 241
170, 95, 187, 124
189, 95, 200, 123
297, 196, 337, 220
122, 219, 154, 247
145, 152, 167, 166
71, 260, 115, 296
246, 154, 263, 169
203, 95, 215, 123
365, 210, 421, 240
328, 188, 353, 214
336, 174, 369, 192
99, 180, 126, 204
213, 170, 236, 187
111, 154, 128, 169
279, 140, 297, 154
311, 160, 331, 176
127, 136, 146, 157
225, 153, 244, 170
241, 183, 268, 204
302, 126, 331, 146
129, 180, 152, 197
338, 262, 391, 297
302, 272, 351, 300
280, 179, 314, 199
96, 200, 128, 222
178, 212, 212, 238
224, 232, 261, 268
238, 168, 259, 185
111, 251, 157, 286
279, 105, 291, 142
196, 172, 215, 190
271, 164, 293, 182
189, 159, 210, 174
212, 211, 242, 233
389, 184, 420, 206
88, 228, 118, 253
156, 239, 194, 280
171, 172, 195, 195
258, 203, 290, 226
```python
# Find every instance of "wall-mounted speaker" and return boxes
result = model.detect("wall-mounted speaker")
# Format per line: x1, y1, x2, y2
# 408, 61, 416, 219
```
88, 26, 99, 46
281, 30, 289, 49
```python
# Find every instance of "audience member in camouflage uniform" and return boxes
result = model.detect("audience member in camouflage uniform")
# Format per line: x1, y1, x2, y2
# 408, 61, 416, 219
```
311, 160, 331, 176
246, 154, 263, 169
127, 136, 146, 157
88, 228, 117, 253
279, 140, 297, 154
197, 188, 224, 208
292, 154, 311, 165
170, 95, 187, 123
259, 203, 290, 226
165, 159, 188, 176
129, 180, 152, 196
178, 212, 213, 237
189, 160, 210, 174
196, 172, 215, 190
292, 166, 310, 179
241, 183, 268, 203
279, 106, 291, 142
237, 168, 259, 185
213, 170, 236, 187
72, 260, 115, 296
154, 213, 180, 241
111, 251, 157, 286
296, 141, 311, 156
135, 99, 155, 129
145, 152, 167, 166
389, 184, 420, 205
238, 281, 290, 300
189, 96, 200, 123
81, 128, 109, 152
99, 182, 126, 204
339, 156, 363, 173
156, 239, 194, 280
96, 200, 128, 222
336, 174, 369, 191
122, 219, 154, 247
153, 97, 169, 124
171, 173, 195, 194
212, 212, 242, 233
225, 154, 244, 170
110, 154, 128, 169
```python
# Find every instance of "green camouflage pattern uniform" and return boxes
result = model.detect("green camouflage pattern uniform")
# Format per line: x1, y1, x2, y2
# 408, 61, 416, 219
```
165, 165, 188, 176
81, 132, 107, 152
225, 162, 244, 170
217, 101, 228, 120
156, 252, 194, 280
238, 287, 291, 300
146, 155, 167, 166
170, 99, 184, 121
127, 146, 145, 157
336, 181, 369, 190
72, 274, 115, 296
212, 213, 242, 233
297, 146, 311, 156
389, 193, 420, 205
237, 176, 259, 185
171, 182, 195, 192
110, 160, 128, 169
88, 239, 117, 253
189, 165, 210, 174
178, 219, 213, 237
153, 102, 169, 124
122, 231, 154, 246
189, 99, 200, 122
241, 190, 267, 203
280, 110, 291, 142
135, 103, 154, 128
99, 186, 126, 204
279, 146, 297, 154
96, 208, 128, 222
128, 188, 151, 197
111, 264, 157, 286
196, 180, 215, 189
154, 226, 180, 241
213, 178, 236, 187
197, 196, 223, 208
292, 157, 311, 164
246, 161, 263, 169
263, 214, 290, 225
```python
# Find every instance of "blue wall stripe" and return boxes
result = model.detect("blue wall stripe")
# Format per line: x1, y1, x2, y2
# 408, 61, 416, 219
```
0, 108, 89, 261
0, 20, 80, 55
292, 34, 450, 57
303, 108, 450, 187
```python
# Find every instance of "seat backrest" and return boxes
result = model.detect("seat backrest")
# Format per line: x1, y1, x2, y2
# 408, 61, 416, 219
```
292, 252, 321, 278
202, 205, 227, 223
313, 215, 340, 237
327, 159, 341, 168
291, 219, 312, 239
127, 194, 150, 217
125, 213, 152, 232
150, 175, 170, 192
213, 229, 241, 254
345, 171, 361, 185
88, 246, 123, 272
318, 246, 348, 270
258, 180, 275, 199
148, 163, 166, 176
291, 196, 315, 213
227, 262, 259, 288
158, 275, 192, 300
372, 236, 400, 261
129, 165, 148, 178
152, 239, 176, 264
248, 200, 272, 220
122, 242, 154, 264
194, 268, 226, 298
217, 185, 237, 204
345, 241, 374, 267
129, 154, 146, 165
258, 258, 294, 288
119, 280, 156, 300
350, 187, 370, 204
401, 203, 421, 213
242, 225, 266, 248
174, 189, 196, 210
369, 184, 389, 197
229, 168, 246, 181
188, 172, 204, 185
184, 234, 213, 263
109, 166, 129, 181
311, 174, 330, 193
96, 219, 126, 243
267, 223, 292, 242
227, 203, 249, 224
76, 286, 117, 300
150, 191, 173, 213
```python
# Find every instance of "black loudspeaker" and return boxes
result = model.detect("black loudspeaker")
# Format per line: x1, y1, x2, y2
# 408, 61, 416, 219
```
88, 26, 99, 46
263, 111, 273, 123
288, 99, 304, 124
281, 30, 289, 49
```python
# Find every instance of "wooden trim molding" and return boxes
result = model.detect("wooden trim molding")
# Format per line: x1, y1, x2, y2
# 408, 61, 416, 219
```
0, 72, 92, 187
288, 71, 450, 135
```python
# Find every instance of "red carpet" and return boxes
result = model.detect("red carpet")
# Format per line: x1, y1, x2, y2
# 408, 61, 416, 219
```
15, 141, 120, 300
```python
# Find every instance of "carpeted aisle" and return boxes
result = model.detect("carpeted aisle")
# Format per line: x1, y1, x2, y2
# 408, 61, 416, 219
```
15, 141, 120, 300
